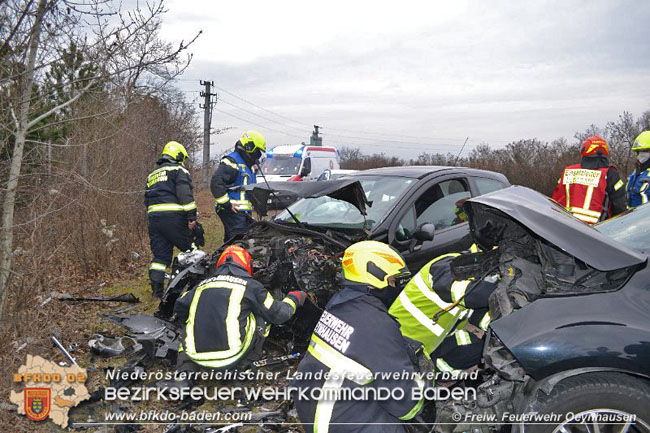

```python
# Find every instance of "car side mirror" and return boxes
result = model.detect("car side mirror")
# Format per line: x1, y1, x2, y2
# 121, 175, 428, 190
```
409, 223, 435, 253
414, 223, 435, 242
300, 158, 312, 177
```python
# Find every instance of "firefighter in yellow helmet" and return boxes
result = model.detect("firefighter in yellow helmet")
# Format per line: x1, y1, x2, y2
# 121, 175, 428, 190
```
144, 141, 198, 298
627, 131, 650, 207
292, 241, 430, 433
211, 131, 266, 242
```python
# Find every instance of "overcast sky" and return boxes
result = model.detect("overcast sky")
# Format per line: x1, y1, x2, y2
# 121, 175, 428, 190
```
160, 0, 650, 160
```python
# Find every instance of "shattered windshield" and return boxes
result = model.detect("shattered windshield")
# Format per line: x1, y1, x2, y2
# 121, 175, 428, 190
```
261, 156, 301, 175
596, 203, 650, 253
274, 176, 415, 230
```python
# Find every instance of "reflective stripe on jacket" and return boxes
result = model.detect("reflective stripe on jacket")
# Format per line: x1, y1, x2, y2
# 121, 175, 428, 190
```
144, 161, 197, 219
173, 264, 298, 369
551, 164, 609, 224
293, 288, 426, 433
388, 254, 472, 355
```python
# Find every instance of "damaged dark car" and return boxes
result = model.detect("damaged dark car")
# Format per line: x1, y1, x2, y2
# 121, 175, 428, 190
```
436, 186, 650, 433
159, 166, 510, 334
96, 180, 649, 432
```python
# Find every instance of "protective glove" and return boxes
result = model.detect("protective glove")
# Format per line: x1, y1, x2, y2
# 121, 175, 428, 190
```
191, 221, 205, 247
215, 201, 232, 213
287, 291, 308, 307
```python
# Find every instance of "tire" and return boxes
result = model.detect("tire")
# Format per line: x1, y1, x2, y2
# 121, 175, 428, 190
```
524, 372, 650, 433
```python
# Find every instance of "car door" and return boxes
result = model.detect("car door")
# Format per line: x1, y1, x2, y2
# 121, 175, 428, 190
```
387, 175, 473, 271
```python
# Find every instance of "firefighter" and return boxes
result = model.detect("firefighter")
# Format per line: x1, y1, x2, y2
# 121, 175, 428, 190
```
551, 135, 626, 224
174, 245, 307, 372
627, 131, 650, 208
388, 247, 496, 374
293, 241, 428, 433
145, 141, 197, 298
211, 131, 266, 242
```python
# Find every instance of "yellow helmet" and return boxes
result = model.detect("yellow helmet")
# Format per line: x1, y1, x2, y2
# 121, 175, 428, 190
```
342, 241, 410, 289
632, 131, 650, 152
239, 130, 266, 153
161, 141, 189, 163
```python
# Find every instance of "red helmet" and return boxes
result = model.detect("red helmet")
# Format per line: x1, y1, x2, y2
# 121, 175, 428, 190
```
217, 245, 253, 276
580, 135, 609, 157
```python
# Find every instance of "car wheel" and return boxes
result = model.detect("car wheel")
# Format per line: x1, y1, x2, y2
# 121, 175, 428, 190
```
524, 372, 650, 433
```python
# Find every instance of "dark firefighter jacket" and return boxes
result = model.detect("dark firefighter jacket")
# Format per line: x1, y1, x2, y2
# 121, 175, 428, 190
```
174, 263, 300, 369
210, 150, 256, 212
293, 285, 426, 433
145, 158, 197, 220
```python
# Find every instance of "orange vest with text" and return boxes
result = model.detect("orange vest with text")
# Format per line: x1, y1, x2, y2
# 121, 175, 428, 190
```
552, 164, 609, 224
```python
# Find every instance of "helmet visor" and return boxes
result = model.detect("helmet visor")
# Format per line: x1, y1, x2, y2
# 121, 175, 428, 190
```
389, 270, 412, 290
366, 259, 410, 288
636, 151, 650, 165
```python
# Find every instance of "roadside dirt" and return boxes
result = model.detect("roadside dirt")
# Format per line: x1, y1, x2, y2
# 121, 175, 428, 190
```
1, 190, 227, 432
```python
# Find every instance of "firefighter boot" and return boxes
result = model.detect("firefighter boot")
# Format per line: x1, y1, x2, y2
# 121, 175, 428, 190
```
151, 281, 165, 299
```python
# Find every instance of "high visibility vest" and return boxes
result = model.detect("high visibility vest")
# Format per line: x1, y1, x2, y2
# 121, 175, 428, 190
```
627, 168, 650, 208
389, 253, 474, 355
220, 151, 256, 212
553, 164, 609, 224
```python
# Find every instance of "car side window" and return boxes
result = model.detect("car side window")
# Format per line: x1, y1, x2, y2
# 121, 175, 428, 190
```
415, 179, 471, 230
475, 177, 506, 195
395, 178, 471, 241
395, 206, 416, 241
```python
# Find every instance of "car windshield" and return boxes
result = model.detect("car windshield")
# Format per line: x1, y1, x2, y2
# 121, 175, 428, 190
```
261, 156, 301, 175
595, 204, 650, 253
274, 175, 415, 230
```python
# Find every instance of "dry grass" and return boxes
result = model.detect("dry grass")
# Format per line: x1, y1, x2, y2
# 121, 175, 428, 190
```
0, 189, 224, 432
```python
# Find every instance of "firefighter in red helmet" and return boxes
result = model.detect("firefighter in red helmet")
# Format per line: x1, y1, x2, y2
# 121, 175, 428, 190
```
174, 245, 307, 372
552, 136, 626, 224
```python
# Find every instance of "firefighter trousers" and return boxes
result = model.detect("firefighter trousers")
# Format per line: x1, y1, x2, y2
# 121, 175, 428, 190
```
217, 209, 253, 242
431, 330, 483, 373
147, 213, 194, 286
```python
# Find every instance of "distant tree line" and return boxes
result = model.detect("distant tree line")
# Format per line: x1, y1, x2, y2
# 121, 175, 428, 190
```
340, 109, 650, 196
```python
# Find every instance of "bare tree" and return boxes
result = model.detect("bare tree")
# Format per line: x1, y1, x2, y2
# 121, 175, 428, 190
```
606, 111, 642, 176
0, 0, 199, 318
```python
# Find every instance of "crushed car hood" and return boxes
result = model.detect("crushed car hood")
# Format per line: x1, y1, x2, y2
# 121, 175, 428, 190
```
239, 178, 370, 216
464, 185, 646, 272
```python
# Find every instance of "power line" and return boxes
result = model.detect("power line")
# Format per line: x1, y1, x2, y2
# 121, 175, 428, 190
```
205, 85, 504, 152
218, 97, 307, 132
212, 107, 305, 140
321, 130, 464, 149
323, 126, 468, 143
214, 105, 467, 152
212, 85, 312, 129
206, 85, 474, 148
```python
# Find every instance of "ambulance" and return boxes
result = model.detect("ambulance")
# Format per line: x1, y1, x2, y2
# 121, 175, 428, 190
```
260, 144, 340, 182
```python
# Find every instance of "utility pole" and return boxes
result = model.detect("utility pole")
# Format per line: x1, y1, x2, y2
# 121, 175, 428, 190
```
200, 80, 217, 188
310, 125, 322, 146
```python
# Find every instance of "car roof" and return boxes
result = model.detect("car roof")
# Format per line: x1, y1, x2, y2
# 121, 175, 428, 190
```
350, 165, 507, 180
